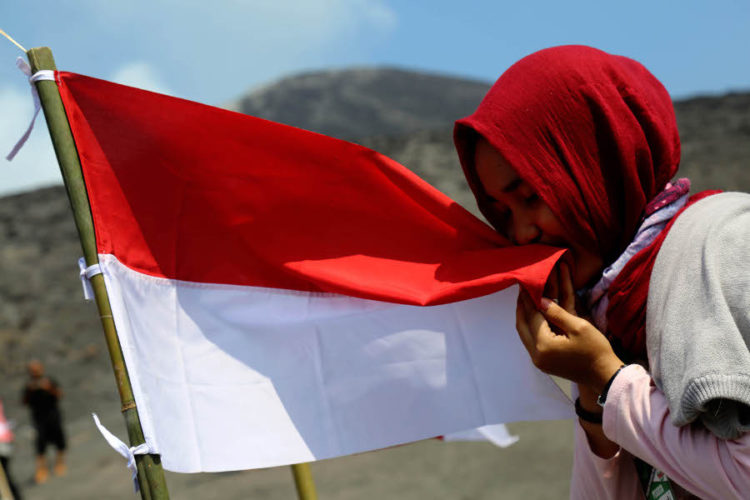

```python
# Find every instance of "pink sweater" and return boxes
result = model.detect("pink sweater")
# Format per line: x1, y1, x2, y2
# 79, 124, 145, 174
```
570, 365, 750, 499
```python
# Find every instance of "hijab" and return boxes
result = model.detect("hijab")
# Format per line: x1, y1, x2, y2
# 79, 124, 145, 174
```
454, 45, 709, 361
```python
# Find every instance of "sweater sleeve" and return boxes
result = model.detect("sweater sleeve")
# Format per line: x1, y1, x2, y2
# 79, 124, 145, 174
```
603, 364, 750, 500
646, 192, 750, 438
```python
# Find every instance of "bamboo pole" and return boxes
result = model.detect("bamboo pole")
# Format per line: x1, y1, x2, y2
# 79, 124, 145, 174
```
0, 460, 13, 500
291, 463, 318, 500
26, 47, 169, 500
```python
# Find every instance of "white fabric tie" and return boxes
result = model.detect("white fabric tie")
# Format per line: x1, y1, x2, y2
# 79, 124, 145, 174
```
6, 57, 56, 161
78, 257, 103, 301
92, 413, 152, 494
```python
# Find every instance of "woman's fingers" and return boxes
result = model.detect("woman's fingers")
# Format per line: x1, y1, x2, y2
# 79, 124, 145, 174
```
515, 289, 626, 389
524, 293, 550, 340
518, 289, 560, 355
517, 289, 551, 343
541, 297, 583, 335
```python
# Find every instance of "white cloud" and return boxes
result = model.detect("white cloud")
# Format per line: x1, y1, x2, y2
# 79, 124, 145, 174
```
359, 0, 398, 31
336, 0, 398, 34
0, 86, 60, 195
77, 0, 398, 101
110, 62, 173, 96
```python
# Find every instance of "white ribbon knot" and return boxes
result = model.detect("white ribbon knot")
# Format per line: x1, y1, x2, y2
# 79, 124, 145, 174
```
78, 257, 103, 301
92, 413, 153, 494
6, 57, 56, 161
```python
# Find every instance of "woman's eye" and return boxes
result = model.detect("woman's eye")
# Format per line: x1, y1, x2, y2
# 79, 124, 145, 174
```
489, 211, 511, 236
524, 193, 539, 205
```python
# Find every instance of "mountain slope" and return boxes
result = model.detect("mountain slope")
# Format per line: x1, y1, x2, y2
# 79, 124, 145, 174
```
228, 66, 490, 139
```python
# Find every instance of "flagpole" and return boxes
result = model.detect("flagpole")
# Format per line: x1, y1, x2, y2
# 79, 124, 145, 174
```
0, 460, 13, 500
26, 47, 169, 500
292, 463, 318, 500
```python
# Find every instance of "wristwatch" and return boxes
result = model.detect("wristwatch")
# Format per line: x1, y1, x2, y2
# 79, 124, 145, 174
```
574, 397, 603, 424
597, 365, 626, 407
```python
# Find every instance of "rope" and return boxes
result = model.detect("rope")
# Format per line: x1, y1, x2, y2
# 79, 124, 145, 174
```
0, 28, 26, 53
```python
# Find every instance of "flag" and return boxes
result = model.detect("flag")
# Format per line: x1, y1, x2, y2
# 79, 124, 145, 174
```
56, 72, 572, 473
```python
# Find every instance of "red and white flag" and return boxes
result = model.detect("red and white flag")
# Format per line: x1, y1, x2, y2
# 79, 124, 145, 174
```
56, 72, 571, 473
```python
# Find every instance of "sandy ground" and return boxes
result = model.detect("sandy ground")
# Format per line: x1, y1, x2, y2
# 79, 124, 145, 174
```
6, 407, 574, 500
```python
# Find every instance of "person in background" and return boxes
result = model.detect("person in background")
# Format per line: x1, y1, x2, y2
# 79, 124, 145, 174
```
0, 398, 22, 500
454, 45, 750, 499
21, 360, 66, 484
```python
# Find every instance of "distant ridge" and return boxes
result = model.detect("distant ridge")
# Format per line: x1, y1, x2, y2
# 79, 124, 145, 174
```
227, 66, 491, 139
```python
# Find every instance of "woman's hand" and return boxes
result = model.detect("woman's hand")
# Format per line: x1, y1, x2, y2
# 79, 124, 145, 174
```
523, 263, 622, 458
515, 263, 623, 393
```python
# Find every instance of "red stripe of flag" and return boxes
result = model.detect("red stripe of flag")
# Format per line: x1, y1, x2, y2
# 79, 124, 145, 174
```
58, 72, 564, 306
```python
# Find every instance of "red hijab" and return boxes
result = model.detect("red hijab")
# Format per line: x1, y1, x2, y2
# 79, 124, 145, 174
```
454, 45, 703, 361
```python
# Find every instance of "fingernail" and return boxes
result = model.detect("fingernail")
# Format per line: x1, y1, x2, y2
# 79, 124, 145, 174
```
540, 297, 552, 311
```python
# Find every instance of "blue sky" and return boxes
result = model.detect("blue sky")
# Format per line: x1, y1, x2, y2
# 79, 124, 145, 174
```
1, 0, 748, 195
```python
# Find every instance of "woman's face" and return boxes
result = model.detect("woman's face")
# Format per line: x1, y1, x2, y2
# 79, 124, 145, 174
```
473, 137, 603, 289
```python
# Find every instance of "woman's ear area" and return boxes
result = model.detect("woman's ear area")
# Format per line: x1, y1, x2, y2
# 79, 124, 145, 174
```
473, 136, 506, 196
472, 136, 490, 195
453, 126, 482, 196
473, 138, 525, 203
455, 130, 506, 227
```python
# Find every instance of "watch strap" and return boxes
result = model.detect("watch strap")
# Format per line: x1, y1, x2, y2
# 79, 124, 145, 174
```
574, 397, 603, 424
597, 365, 626, 407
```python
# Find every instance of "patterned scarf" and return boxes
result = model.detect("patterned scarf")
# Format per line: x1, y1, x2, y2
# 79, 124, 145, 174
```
585, 179, 690, 334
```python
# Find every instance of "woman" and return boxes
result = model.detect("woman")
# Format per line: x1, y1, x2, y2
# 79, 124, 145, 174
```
454, 45, 750, 499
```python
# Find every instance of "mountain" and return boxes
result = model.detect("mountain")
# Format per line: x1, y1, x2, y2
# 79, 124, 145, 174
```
671, 92, 750, 191
227, 67, 491, 139
0, 67, 748, 499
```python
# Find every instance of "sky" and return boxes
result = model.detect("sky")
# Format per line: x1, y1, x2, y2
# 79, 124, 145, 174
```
1, 0, 748, 195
